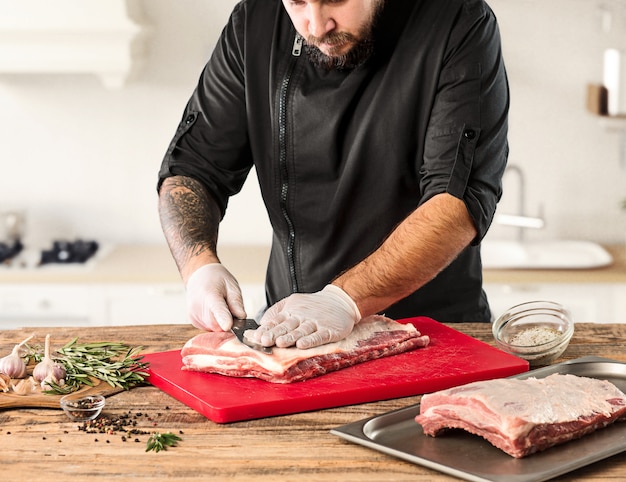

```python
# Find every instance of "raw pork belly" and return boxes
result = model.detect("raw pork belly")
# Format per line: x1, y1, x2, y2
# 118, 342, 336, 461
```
415, 373, 626, 458
181, 315, 430, 383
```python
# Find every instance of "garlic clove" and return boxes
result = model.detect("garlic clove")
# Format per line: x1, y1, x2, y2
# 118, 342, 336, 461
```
0, 373, 10, 392
41, 373, 66, 390
11, 376, 38, 396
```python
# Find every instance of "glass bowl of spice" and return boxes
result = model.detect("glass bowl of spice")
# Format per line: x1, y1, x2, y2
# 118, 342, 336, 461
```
60, 394, 105, 422
492, 301, 574, 367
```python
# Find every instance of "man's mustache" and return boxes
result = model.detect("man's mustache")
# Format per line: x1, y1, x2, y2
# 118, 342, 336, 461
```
306, 32, 356, 53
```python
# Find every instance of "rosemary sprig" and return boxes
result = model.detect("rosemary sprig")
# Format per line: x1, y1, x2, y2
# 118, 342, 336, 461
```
146, 432, 182, 452
27, 338, 150, 395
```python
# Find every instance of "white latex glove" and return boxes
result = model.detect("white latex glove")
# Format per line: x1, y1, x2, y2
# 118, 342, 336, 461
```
185, 263, 247, 332
249, 284, 361, 349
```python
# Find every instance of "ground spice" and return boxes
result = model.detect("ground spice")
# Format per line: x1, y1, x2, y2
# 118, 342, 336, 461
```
510, 327, 562, 346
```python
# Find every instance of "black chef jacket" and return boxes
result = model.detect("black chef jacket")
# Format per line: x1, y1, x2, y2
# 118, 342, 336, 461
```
158, 0, 510, 323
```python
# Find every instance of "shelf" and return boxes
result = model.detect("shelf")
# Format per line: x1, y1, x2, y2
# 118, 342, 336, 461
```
599, 115, 626, 130
0, 0, 146, 89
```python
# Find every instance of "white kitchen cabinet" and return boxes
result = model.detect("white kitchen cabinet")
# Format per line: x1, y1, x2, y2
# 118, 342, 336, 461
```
0, 283, 187, 329
484, 282, 617, 324
106, 283, 267, 326
0, 283, 107, 330
104, 284, 188, 326
0, 272, 622, 329
611, 284, 626, 324
0, 282, 269, 329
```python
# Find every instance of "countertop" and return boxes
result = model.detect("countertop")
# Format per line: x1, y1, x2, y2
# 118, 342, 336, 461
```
483, 244, 626, 284
1, 243, 626, 285
1, 322, 626, 481
0, 244, 270, 284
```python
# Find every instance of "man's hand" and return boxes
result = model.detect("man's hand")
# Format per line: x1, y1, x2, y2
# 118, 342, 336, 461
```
185, 263, 247, 332
249, 285, 361, 349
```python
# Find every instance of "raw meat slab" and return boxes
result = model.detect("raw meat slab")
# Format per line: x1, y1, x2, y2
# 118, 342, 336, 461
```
416, 373, 626, 458
144, 317, 529, 423
181, 315, 430, 383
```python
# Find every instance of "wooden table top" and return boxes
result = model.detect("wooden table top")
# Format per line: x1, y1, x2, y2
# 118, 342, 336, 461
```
1, 322, 625, 481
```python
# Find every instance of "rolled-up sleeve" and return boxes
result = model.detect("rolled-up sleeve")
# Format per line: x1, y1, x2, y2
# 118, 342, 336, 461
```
157, 3, 252, 218
420, 1, 509, 243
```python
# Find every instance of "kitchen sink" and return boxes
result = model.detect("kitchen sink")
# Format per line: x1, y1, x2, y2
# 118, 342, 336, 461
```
481, 240, 613, 269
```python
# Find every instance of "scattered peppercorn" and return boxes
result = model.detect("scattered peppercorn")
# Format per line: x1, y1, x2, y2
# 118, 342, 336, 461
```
72, 410, 182, 451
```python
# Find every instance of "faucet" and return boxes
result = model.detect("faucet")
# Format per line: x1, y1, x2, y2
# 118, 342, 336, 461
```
494, 164, 544, 241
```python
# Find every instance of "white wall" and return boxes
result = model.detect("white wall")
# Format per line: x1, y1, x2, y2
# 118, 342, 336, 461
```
488, 0, 626, 243
0, 0, 267, 248
1, 0, 625, 249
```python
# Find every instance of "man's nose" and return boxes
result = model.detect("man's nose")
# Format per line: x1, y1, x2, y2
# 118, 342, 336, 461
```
307, 5, 335, 38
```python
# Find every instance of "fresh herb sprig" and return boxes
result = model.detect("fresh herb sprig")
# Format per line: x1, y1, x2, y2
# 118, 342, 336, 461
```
28, 339, 150, 395
146, 432, 182, 452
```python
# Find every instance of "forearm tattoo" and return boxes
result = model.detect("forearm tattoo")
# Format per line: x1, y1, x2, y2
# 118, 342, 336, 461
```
158, 176, 220, 271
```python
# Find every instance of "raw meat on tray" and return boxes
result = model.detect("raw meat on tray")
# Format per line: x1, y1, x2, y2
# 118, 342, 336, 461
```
415, 373, 626, 458
181, 315, 430, 383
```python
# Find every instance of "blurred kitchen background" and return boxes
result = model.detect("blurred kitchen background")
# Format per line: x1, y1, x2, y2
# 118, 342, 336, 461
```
1, 0, 626, 328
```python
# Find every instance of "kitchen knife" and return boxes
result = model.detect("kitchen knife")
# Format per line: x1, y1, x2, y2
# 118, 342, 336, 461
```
231, 318, 273, 354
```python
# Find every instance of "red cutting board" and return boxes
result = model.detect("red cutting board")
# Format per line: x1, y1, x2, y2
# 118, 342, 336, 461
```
144, 317, 528, 423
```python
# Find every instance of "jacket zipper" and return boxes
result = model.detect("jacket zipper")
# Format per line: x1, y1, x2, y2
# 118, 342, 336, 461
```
278, 34, 303, 293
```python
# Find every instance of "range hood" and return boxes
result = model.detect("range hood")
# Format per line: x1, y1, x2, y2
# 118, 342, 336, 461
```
0, 0, 146, 89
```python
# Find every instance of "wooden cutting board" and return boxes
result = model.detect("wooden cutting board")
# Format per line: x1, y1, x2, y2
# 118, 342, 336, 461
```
144, 317, 530, 423
0, 378, 124, 409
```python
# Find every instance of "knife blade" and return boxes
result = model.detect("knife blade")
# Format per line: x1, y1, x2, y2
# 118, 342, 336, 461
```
231, 318, 273, 354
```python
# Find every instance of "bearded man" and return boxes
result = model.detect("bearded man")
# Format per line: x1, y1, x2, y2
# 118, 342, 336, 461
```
158, 0, 510, 349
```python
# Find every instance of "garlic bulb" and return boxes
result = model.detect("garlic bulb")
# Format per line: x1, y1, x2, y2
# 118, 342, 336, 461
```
11, 376, 38, 396
0, 334, 34, 379
33, 334, 66, 388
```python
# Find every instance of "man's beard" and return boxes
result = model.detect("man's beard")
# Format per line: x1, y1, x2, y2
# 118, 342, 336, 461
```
304, 1, 384, 71
305, 35, 374, 71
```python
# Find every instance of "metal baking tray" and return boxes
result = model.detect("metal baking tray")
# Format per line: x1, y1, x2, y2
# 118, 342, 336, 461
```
331, 357, 626, 482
